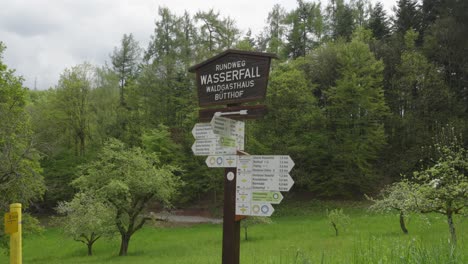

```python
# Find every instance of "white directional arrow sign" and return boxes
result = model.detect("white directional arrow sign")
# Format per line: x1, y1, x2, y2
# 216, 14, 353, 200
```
191, 137, 237, 156
234, 155, 294, 216
236, 202, 274, 216
192, 123, 216, 139
210, 116, 245, 151
236, 190, 283, 204
251, 191, 283, 204
205, 155, 237, 168
236, 155, 295, 192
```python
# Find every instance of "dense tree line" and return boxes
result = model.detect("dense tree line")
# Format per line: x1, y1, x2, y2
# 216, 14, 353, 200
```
1, 0, 467, 217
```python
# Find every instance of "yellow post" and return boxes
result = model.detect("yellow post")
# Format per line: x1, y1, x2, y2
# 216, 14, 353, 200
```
10, 203, 21, 264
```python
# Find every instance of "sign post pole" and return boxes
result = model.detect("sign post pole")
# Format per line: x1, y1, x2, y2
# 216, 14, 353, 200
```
9, 203, 22, 264
190, 50, 278, 264
222, 167, 239, 264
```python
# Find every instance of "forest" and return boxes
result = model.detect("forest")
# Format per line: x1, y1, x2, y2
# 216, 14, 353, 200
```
1, 0, 467, 258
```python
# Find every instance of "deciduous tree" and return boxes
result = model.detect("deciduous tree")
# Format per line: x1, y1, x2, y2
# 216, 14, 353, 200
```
72, 138, 180, 256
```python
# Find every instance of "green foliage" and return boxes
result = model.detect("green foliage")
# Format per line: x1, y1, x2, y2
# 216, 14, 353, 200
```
366, 180, 421, 214
54, 63, 95, 156
366, 180, 422, 234
367, 2, 390, 40
394, 0, 422, 36
413, 143, 467, 244
56, 193, 116, 255
72, 138, 180, 255
320, 34, 388, 197
326, 208, 350, 236
249, 59, 325, 191
0, 213, 44, 255
111, 33, 141, 107
141, 125, 184, 165
0, 42, 45, 209
8, 1, 468, 209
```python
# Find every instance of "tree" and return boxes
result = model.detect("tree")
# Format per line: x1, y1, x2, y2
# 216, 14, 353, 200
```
235, 29, 256, 51
195, 9, 240, 57
284, 0, 324, 58
0, 42, 45, 252
393, 0, 421, 36
142, 8, 196, 128
423, 1, 468, 123
110, 33, 141, 107
326, 0, 356, 41
383, 30, 455, 179
413, 143, 467, 245
326, 208, 350, 236
56, 193, 116, 256
258, 4, 287, 55
249, 59, 325, 191
72, 138, 180, 256
367, 2, 390, 40
0, 42, 45, 209
54, 63, 95, 156
366, 180, 421, 234
321, 30, 389, 197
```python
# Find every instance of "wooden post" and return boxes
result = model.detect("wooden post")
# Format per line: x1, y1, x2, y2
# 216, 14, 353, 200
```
222, 167, 239, 264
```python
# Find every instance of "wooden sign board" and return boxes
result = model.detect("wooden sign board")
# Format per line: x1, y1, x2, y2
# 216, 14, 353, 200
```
4, 212, 18, 234
189, 50, 277, 107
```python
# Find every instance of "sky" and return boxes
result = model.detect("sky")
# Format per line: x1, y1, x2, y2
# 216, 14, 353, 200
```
0, 0, 396, 90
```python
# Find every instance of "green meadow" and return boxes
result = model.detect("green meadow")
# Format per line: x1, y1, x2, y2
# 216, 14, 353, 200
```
1, 201, 466, 264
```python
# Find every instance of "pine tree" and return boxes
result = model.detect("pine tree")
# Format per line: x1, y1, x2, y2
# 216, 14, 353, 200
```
367, 2, 390, 39
110, 33, 141, 107
393, 0, 422, 36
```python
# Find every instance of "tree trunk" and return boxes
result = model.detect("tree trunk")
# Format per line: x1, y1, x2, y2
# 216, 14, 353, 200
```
87, 242, 93, 256
119, 234, 131, 256
80, 134, 85, 156
332, 222, 338, 236
447, 212, 457, 245
399, 211, 408, 234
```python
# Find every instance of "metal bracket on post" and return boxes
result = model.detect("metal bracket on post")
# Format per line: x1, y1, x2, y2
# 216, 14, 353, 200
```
214, 110, 248, 117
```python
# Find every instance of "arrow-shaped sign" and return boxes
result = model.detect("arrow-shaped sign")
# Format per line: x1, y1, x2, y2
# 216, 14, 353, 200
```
251, 191, 283, 204
236, 202, 275, 216
236, 155, 295, 192
192, 123, 216, 139
191, 137, 237, 156
211, 116, 244, 138
211, 116, 245, 151
251, 155, 295, 174
206, 155, 237, 168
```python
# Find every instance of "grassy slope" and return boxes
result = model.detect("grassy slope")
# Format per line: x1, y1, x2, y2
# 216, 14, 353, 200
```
1, 201, 466, 263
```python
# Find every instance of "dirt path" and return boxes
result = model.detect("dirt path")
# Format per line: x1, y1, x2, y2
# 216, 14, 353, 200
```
157, 214, 222, 224
152, 212, 222, 224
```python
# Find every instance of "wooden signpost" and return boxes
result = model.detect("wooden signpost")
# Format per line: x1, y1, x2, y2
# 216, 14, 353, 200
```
190, 49, 292, 264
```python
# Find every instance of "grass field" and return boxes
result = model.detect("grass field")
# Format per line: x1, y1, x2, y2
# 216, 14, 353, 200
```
1, 200, 466, 263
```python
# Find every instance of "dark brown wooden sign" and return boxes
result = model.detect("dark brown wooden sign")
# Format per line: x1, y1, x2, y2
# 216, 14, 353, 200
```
189, 50, 277, 107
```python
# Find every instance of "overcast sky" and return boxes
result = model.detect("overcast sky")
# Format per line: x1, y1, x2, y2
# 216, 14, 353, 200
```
0, 0, 396, 90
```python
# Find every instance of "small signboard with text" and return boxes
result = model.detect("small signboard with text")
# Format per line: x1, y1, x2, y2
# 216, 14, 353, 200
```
4, 212, 18, 234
